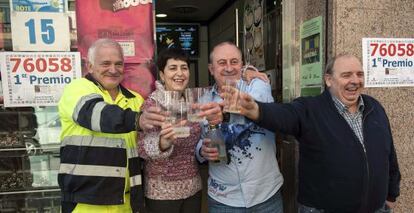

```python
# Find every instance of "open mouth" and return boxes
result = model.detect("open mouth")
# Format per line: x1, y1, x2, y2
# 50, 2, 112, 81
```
173, 79, 185, 83
345, 86, 360, 95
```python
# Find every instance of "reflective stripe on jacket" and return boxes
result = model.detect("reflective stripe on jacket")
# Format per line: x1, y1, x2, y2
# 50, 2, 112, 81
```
58, 75, 145, 212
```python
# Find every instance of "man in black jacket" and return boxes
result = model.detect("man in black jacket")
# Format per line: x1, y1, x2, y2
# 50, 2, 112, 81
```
234, 54, 401, 213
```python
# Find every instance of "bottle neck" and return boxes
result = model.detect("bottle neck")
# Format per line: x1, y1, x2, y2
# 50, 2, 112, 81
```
208, 124, 218, 131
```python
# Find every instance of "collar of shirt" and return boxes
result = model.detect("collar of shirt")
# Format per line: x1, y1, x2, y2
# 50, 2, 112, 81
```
211, 84, 223, 102
211, 84, 219, 96
331, 94, 365, 115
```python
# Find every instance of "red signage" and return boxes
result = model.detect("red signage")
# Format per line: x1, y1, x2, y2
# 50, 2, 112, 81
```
76, 0, 155, 98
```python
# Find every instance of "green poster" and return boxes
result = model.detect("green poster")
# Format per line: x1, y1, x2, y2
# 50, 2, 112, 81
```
300, 16, 323, 96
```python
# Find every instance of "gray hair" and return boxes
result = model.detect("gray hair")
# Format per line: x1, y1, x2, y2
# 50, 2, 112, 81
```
324, 53, 360, 75
209, 41, 242, 63
87, 39, 124, 66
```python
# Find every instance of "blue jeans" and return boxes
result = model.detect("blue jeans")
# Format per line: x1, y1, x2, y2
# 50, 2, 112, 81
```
298, 202, 392, 213
208, 191, 283, 213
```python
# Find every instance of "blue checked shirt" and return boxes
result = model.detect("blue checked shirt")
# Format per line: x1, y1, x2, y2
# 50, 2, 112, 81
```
332, 95, 365, 150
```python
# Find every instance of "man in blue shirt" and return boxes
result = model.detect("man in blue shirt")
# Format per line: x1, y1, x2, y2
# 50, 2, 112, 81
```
196, 41, 284, 213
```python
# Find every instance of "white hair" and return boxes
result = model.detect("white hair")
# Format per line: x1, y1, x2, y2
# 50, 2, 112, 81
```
87, 39, 124, 66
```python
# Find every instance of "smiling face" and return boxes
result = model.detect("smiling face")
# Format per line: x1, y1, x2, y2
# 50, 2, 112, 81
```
325, 55, 364, 112
160, 58, 190, 92
208, 43, 243, 91
88, 44, 124, 97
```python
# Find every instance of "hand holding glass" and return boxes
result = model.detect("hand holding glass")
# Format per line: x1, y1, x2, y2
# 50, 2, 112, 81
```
222, 79, 246, 114
162, 91, 190, 138
185, 87, 211, 122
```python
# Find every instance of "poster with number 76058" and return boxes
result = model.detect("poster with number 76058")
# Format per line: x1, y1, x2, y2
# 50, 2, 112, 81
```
362, 38, 414, 88
0, 52, 81, 107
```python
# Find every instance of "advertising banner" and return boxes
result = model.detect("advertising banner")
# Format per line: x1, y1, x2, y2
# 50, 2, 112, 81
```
0, 52, 81, 107
122, 63, 155, 98
10, 0, 66, 13
76, 0, 154, 64
76, 0, 155, 98
362, 38, 414, 87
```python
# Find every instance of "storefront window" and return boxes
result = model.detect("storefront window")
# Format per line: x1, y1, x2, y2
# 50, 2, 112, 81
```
0, 105, 61, 212
0, 0, 76, 211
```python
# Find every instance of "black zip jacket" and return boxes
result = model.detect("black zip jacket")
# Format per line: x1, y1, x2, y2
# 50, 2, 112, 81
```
256, 90, 400, 213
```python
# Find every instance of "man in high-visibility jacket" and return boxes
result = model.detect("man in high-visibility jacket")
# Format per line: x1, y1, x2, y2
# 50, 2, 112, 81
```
58, 39, 164, 213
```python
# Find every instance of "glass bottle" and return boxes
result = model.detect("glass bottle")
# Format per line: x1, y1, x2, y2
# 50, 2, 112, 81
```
206, 124, 228, 164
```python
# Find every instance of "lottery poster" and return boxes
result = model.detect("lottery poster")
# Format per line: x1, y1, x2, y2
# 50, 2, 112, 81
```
363, 38, 414, 87
0, 52, 81, 107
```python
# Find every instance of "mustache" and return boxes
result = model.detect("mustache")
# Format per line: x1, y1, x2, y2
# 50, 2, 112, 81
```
222, 71, 236, 76
349, 83, 362, 87
346, 83, 363, 90
105, 73, 122, 77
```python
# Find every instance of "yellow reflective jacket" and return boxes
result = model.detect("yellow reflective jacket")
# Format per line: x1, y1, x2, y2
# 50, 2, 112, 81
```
58, 75, 145, 213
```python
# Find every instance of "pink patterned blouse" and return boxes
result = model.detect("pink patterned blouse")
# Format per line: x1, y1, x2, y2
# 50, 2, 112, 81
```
137, 82, 202, 200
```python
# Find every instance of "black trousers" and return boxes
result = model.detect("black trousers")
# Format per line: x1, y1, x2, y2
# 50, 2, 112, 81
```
145, 191, 202, 213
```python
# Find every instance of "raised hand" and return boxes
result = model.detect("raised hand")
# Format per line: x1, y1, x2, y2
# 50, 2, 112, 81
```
198, 102, 223, 125
238, 92, 260, 121
159, 123, 176, 151
201, 138, 219, 161
242, 65, 270, 83
139, 106, 166, 131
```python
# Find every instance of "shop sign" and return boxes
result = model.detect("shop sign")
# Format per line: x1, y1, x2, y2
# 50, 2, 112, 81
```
300, 16, 323, 96
10, 0, 66, 13
362, 38, 414, 87
0, 52, 81, 107
76, 0, 155, 98
76, 0, 154, 64
11, 12, 70, 51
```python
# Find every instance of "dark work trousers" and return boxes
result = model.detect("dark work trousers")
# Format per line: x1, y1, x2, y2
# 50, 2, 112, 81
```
145, 191, 202, 213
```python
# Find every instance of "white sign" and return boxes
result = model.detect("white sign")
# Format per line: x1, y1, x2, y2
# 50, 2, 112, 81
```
11, 12, 70, 51
0, 52, 81, 107
362, 38, 414, 87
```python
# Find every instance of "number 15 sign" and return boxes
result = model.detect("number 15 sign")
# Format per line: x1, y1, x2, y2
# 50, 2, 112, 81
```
11, 12, 70, 51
